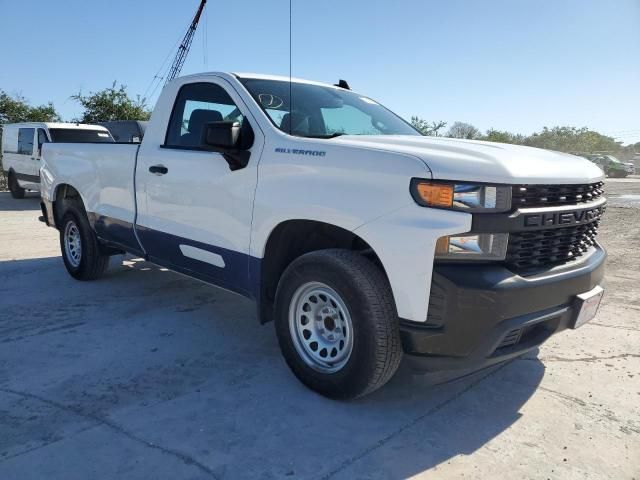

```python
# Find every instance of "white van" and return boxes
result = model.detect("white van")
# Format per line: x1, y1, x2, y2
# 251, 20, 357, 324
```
1, 122, 113, 198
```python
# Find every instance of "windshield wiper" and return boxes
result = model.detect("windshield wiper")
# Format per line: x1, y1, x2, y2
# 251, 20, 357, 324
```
299, 133, 345, 139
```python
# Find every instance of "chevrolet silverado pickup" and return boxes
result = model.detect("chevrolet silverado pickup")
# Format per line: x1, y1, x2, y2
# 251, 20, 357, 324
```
40, 72, 606, 399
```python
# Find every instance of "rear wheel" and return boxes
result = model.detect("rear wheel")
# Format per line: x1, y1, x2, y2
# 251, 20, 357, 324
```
275, 249, 402, 399
8, 172, 25, 199
59, 206, 109, 280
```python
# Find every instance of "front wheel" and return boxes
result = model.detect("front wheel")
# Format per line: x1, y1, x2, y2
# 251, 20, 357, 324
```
59, 206, 109, 280
8, 172, 25, 199
275, 249, 402, 399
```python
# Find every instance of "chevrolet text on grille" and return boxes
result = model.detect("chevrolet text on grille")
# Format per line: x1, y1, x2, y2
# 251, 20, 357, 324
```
523, 205, 605, 228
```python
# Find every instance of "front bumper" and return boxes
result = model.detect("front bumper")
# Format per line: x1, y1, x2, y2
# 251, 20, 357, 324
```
400, 245, 606, 373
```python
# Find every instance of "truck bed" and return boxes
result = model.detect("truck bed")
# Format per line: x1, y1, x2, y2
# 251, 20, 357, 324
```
41, 143, 140, 227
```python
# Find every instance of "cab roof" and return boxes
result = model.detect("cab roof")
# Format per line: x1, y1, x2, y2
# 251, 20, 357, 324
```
177, 71, 348, 90
2, 122, 110, 131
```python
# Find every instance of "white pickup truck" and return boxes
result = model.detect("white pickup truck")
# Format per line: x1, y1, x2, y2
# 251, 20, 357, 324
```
40, 72, 607, 399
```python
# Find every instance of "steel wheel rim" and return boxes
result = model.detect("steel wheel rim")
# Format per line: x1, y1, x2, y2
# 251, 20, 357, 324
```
64, 221, 82, 268
288, 281, 354, 373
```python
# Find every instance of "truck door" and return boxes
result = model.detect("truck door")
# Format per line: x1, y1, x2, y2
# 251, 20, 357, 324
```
135, 79, 264, 297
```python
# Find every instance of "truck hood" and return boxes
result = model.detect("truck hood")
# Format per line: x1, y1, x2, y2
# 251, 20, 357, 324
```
332, 135, 604, 184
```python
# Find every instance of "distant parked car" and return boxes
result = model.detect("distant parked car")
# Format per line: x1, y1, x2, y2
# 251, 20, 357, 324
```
1, 122, 113, 198
96, 120, 148, 143
583, 154, 628, 178
623, 162, 636, 175
602, 155, 634, 175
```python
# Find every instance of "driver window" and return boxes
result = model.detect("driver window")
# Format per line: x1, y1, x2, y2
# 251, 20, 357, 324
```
165, 82, 244, 149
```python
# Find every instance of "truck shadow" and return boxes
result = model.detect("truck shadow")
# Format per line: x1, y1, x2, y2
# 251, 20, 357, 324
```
0, 191, 42, 211
0, 255, 544, 479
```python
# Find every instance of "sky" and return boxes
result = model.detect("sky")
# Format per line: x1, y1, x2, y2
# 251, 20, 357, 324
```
1, 0, 638, 144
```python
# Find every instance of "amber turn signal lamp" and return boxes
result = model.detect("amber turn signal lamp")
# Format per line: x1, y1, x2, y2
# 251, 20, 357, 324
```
415, 182, 454, 208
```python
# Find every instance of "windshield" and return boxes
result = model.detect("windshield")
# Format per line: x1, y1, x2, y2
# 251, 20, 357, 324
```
240, 78, 420, 138
49, 129, 114, 143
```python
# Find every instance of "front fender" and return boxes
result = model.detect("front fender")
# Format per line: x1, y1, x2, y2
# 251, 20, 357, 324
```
354, 204, 471, 323
250, 140, 431, 259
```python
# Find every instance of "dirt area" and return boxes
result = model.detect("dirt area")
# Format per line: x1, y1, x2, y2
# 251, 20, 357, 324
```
597, 182, 640, 312
0, 180, 638, 479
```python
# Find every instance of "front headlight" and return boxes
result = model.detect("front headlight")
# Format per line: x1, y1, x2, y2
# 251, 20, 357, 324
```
435, 233, 509, 261
410, 179, 511, 212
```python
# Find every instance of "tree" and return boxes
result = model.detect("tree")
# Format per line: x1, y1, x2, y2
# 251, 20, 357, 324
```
0, 90, 60, 124
446, 121, 480, 139
410, 116, 447, 136
482, 128, 525, 145
71, 82, 151, 123
523, 126, 621, 154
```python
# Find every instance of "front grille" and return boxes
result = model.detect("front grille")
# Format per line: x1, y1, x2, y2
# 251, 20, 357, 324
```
506, 220, 600, 269
512, 182, 604, 208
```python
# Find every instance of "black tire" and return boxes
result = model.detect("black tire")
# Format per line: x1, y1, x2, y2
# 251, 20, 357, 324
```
59, 205, 109, 280
8, 171, 25, 199
274, 249, 402, 399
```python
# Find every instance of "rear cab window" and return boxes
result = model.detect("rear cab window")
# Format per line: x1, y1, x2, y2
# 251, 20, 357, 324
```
48, 129, 114, 143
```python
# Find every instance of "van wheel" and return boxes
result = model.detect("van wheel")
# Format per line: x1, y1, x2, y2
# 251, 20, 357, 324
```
274, 249, 402, 399
8, 172, 25, 199
59, 206, 109, 280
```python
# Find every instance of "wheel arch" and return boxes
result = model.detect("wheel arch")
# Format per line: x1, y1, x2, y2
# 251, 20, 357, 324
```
52, 183, 88, 229
256, 219, 394, 324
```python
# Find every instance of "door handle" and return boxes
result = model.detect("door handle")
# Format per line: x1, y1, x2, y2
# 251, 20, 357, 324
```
149, 165, 168, 175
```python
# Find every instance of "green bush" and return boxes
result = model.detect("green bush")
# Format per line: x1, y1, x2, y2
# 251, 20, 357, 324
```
0, 148, 6, 191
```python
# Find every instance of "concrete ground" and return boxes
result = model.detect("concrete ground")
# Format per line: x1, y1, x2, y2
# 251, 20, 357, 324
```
0, 180, 638, 480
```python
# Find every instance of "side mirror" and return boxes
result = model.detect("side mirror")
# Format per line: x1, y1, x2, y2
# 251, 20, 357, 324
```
202, 121, 241, 150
